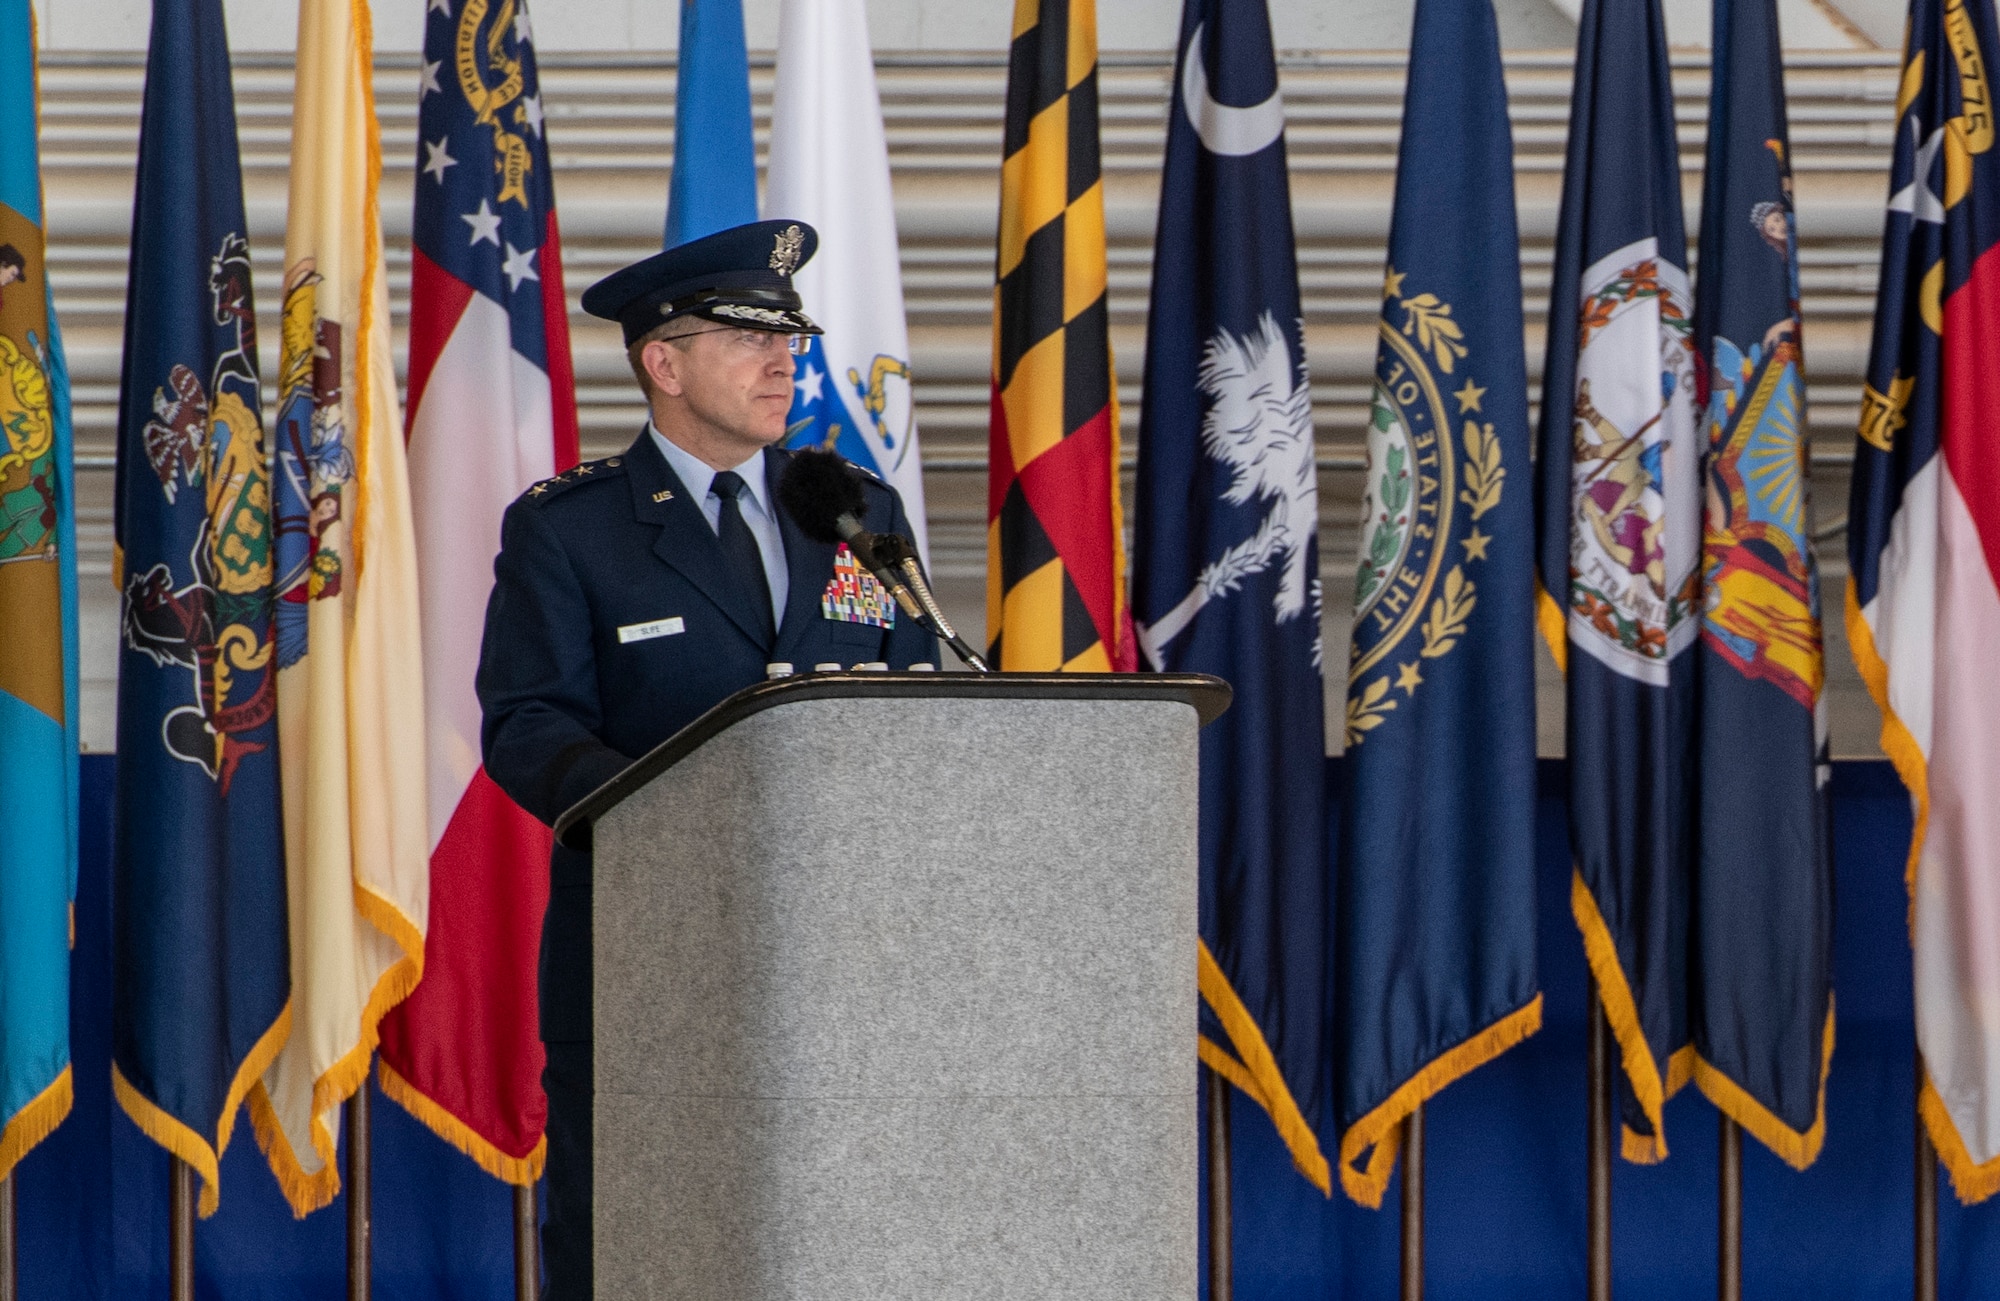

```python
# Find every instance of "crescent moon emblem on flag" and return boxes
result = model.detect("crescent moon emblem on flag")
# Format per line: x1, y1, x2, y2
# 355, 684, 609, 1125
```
1180, 23, 1285, 158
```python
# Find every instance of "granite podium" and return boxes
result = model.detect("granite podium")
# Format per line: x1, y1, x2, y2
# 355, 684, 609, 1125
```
554, 671, 1230, 1301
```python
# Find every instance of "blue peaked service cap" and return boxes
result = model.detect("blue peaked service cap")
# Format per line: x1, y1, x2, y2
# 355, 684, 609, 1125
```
581, 218, 824, 346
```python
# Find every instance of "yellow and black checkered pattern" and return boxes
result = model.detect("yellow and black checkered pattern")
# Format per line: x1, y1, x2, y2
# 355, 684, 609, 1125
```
984, 0, 1134, 673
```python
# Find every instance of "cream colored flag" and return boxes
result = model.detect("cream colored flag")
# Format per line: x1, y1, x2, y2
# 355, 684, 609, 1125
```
248, 0, 428, 1216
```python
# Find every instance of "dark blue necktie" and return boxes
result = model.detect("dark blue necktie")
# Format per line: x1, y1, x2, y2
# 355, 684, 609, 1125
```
711, 470, 775, 645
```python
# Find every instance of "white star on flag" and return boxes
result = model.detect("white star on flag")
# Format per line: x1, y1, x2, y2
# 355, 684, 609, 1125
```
427, 0, 451, 14
501, 241, 540, 291
514, 5, 534, 45
419, 60, 442, 100
521, 92, 544, 137
422, 138, 456, 184
796, 361, 825, 407
462, 198, 503, 247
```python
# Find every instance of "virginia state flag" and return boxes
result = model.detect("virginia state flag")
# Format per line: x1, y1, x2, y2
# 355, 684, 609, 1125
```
766, 0, 929, 562
377, 0, 578, 1187
666, 0, 756, 248
252, 0, 428, 1216
109, 0, 290, 1218
1334, 0, 1541, 1207
1689, 0, 1834, 1169
0, 0, 79, 1186
1534, 0, 1701, 1163
1131, 0, 1328, 1192
1850, 0, 2000, 1202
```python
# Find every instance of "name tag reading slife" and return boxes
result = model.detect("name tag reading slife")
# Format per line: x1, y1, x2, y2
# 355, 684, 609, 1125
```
618, 617, 685, 644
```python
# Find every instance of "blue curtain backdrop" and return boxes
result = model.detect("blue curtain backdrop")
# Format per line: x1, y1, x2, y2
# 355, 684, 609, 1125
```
17, 755, 2000, 1297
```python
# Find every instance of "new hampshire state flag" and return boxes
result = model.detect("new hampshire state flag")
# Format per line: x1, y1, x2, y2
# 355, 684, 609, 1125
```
1335, 0, 1540, 1207
0, 0, 79, 1185
1132, 0, 1329, 1192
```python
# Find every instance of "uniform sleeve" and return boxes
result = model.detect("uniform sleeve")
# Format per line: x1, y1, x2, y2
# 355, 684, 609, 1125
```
477, 500, 633, 827
881, 485, 943, 670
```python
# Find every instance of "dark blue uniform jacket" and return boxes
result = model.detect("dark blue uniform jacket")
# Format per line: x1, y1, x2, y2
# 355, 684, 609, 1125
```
477, 429, 938, 1043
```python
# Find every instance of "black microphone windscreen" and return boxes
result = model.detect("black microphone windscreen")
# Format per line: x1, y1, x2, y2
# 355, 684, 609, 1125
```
777, 448, 867, 545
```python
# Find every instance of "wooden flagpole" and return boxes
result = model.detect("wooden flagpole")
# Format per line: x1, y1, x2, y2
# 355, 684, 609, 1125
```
1588, 982, 1611, 1301
1207, 1064, 1232, 1301
0, 1172, 15, 1301
515, 1181, 539, 1300
1719, 1115, 1741, 1301
169, 1157, 194, 1301
347, 1082, 371, 1301
1916, 1055, 1937, 1301
1401, 1105, 1425, 1301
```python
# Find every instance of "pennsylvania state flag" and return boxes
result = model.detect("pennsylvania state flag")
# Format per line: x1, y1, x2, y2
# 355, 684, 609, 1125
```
1689, 0, 1834, 1169
0, 0, 80, 1185
110, 0, 290, 1217
1535, 0, 1701, 1163
1334, 0, 1540, 1207
1131, 0, 1329, 1191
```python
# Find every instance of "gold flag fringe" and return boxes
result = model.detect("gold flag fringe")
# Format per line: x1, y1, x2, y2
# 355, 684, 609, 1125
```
0, 1067, 72, 1185
1196, 941, 1331, 1195
378, 1061, 546, 1186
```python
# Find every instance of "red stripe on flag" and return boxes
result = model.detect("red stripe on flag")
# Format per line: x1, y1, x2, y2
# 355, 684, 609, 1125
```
377, 768, 551, 1179
1015, 404, 1125, 660
404, 248, 476, 429
539, 211, 581, 471
1943, 240, 2000, 592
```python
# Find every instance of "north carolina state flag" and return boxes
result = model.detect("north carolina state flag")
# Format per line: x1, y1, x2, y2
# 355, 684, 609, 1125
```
375, 0, 579, 1184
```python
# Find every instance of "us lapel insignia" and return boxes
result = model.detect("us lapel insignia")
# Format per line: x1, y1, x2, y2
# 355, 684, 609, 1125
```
652, 489, 674, 503
821, 544, 895, 629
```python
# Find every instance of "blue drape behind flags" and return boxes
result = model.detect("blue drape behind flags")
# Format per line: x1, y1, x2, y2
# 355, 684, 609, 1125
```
1688, 0, 1835, 1170
0, 0, 80, 1184
109, 0, 290, 1218
1131, 0, 1330, 1193
1332, 0, 1541, 1209
1533, 0, 1702, 1165
666, 0, 757, 249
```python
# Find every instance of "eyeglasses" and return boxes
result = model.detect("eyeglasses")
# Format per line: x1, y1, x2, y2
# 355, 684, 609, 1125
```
668, 327, 809, 356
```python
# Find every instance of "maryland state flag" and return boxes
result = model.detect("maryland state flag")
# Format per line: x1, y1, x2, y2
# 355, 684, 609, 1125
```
1850, 0, 2000, 1202
1534, 0, 1702, 1163
1688, 0, 1834, 1169
109, 0, 290, 1218
377, 0, 578, 1186
1335, 0, 1541, 1206
1131, 0, 1329, 1193
252, 0, 428, 1215
987, 0, 1136, 672
0, 0, 79, 1186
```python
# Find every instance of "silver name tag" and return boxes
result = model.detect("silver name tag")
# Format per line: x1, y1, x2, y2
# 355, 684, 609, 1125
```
618, 617, 685, 644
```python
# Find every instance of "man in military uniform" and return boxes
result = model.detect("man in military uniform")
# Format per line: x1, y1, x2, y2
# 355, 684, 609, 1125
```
476, 219, 937, 1298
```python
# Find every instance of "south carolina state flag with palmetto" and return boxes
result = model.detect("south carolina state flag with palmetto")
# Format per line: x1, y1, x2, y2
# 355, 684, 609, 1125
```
1849, 0, 2000, 1203
377, 0, 578, 1185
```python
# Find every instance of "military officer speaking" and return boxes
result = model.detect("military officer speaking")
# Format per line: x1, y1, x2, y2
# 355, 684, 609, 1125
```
476, 218, 938, 1298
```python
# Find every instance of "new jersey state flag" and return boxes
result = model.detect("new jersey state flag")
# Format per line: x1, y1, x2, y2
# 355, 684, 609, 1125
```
1334, 0, 1541, 1208
252, 0, 428, 1216
0, 0, 79, 1186
376, 0, 578, 1187
766, 0, 929, 562
1688, 0, 1834, 1170
1131, 0, 1329, 1193
1850, 0, 2000, 1203
1534, 0, 1701, 1164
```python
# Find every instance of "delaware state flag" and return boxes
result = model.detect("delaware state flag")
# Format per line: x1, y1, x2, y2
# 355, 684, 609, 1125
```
377, 0, 579, 1186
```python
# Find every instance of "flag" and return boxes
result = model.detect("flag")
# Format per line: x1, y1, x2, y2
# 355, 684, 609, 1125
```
1849, 0, 2000, 1202
1534, 0, 1701, 1163
376, 0, 578, 1186
108, 0, 290, 1218
1332, 0, 1542, 1207
0, 0, 79, 1185
766, 0, 929, 562
1131, 0, 1329, 1192
666, 0, 756, 248
251, 0, 428, 1216
1688, 0, 1834, 1169
987, 0, 1135, 673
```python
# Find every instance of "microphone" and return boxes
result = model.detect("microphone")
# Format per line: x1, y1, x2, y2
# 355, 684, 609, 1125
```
778, 449, 991, 673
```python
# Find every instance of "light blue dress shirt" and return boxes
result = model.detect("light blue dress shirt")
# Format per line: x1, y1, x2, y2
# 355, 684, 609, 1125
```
649, 424, 790, 629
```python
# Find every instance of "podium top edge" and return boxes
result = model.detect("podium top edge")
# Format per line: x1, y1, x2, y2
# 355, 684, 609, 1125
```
552, 671, 1231, 850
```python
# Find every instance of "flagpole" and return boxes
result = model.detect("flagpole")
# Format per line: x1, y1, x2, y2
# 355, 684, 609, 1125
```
1588, 980, 1611, 1301
169, 1157, 195, 1301
0, 1172, 15, 1301
1718, 1115, 1741, 1301
1401, 1104, 1424, 1301
347, 1080, 371, 1301
1916, 1055, 1937, 1301
1206, 1064, 1232, 1301
515, 1181, 539, 1301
